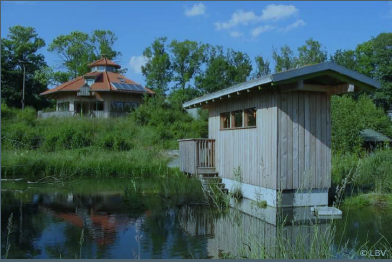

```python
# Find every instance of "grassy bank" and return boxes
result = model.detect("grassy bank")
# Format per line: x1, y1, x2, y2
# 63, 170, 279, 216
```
332, 149, 392, 192
1, 147, 169, 179
343, 193, 392, 209
1, 102, 207, 179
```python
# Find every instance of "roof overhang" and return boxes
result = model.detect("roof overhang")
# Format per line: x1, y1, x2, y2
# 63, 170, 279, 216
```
183, 62, 381, 109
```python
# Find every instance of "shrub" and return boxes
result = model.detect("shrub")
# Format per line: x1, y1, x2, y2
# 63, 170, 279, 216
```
43, 134, 59, 152
114, 136, 132, 151
1, 103, 17, 120
353, 149, 392, 193
16, 106, 37, 125
331, 152, 360, 186
331, 95, 392, 154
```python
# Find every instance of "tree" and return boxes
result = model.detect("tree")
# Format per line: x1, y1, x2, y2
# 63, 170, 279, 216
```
252, 55, 271, 79
227, 49, 253, 84
48, 31, 94, 78
331, 94, 392, 154
195, 46, 252, 94
90, 30, 121, 60
356, 33, 392, 111
48, 30, 122, 79
297, 38, 327, 67
272, 45, 297, 72
33, 66, 72, 87
1, 25, 52, 109
331, 33, 392, 111
331, 49, 357, 70
168, 39, 206, 91
195, 45, 230, 94
141, 37, 172, 95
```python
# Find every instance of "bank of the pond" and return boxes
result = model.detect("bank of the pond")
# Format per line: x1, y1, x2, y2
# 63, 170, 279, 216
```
1, 176, 208, 211
343, 193, 392, 209
1, 147, 173, 179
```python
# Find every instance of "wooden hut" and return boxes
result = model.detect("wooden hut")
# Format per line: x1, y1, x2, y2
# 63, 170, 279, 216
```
178, 62, 380, 207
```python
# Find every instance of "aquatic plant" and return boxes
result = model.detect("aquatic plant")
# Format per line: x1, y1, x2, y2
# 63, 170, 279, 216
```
5, 213, 14, 259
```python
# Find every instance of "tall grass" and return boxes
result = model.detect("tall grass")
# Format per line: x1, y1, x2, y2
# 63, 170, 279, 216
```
332, 149, 392, 194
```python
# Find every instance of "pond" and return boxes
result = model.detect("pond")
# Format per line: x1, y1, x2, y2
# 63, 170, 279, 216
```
1, 178, 392, 259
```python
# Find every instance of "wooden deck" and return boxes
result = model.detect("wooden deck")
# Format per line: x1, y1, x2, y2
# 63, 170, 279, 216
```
178, 139, 216, 175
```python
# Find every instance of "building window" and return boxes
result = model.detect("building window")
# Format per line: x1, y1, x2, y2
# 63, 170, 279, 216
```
98, 66, 105, 71
233, 110, 243, 128
95, 102, 104, 111
124, 102, 138, 112
111, 101, 138, 112
58, 102, 69, 111
221, 112, 230, 129
244, 108, 257, 127
85, 78, 95, 86
220, 108, 257, 130
111, 101, 124, 112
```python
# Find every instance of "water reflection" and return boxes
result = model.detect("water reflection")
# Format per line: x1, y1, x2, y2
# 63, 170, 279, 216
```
1, 187, 392, 259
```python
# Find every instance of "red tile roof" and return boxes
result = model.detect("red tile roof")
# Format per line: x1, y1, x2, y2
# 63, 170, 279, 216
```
40, 71, 154, 96
88, 58, 121, 68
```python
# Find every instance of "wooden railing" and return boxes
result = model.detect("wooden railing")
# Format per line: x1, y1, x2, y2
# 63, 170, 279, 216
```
178, 139, 215, 175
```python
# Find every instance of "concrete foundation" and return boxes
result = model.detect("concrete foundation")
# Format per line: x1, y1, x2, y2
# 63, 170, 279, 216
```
222, 177, 329, 207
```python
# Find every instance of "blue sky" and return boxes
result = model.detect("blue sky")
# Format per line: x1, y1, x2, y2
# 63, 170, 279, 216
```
2, 1, 392, 85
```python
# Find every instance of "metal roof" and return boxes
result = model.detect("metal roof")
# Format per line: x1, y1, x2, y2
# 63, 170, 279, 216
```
183, 62, 381, 109
360, 129, 392, 143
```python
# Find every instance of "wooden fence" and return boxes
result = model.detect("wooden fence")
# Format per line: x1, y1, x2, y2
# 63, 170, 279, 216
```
178, 139, 215, 175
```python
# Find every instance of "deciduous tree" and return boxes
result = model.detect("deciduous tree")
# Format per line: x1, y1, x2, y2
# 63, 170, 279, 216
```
141, 37, 172, 95
1, 25, 51, 109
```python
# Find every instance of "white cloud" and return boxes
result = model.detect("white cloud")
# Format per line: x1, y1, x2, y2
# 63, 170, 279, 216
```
280, 19, 306, 32
251, 25, 275, 37
214, 4, 299, 31
214, 10, 259, 30
185, 3, 206, 17
129, 55, 148, 74
260, 4, 299, 21
229, 31, 243, 38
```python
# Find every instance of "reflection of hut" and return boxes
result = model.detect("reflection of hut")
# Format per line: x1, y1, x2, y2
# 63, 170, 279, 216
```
178, 202, 331, 259
360, 129, 392, 151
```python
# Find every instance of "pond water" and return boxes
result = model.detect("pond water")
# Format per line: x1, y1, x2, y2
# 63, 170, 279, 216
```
1, 178, 392, 259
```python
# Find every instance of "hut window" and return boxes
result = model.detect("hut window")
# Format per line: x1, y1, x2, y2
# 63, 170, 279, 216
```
58, 102, 69, 111
244, 108, 257, 127
233, 111, 243, 128
221, 112, 230, 129
221, 108, 257, 130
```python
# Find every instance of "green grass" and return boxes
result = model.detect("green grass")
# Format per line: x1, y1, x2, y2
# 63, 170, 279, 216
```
343, 193, 392, 209
1, 147, 170, 179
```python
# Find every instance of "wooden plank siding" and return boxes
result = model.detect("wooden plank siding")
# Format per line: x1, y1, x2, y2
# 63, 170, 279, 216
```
206, 90, 278, 189
277, 91, 331, 190
202, 89, 331, 191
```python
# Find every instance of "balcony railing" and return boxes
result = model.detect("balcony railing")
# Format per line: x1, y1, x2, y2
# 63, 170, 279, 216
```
38, 111, 128, 119
178, 139, 216, 175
